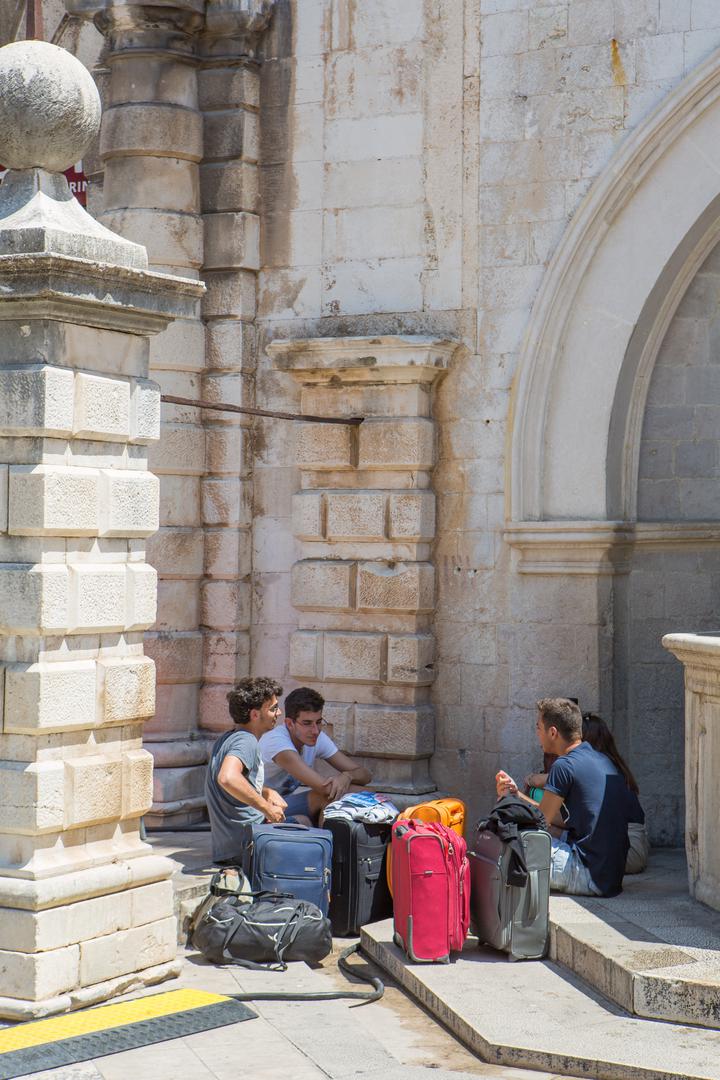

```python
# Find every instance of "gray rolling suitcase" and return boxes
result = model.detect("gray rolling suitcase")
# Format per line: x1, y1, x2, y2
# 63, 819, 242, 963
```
469, 826, 551, 961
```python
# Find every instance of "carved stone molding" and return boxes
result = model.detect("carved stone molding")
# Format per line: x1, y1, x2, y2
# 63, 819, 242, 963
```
505, 520, 720, 575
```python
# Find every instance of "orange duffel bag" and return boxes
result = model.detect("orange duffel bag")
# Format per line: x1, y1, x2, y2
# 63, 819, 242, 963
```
387, 798, 466, 896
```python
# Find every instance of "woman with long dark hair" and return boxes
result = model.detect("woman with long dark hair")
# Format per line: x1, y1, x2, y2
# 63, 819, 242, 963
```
580, 714, 648, 873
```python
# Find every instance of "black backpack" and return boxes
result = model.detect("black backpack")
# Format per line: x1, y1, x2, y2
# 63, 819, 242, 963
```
190, 873, 332, 971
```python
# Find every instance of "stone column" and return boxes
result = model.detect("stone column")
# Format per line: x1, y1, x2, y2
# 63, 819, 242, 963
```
663, 633, 720, 913
268, 336, 457, 795
0, 40, 203, 1017
197, 2, 271, 738
67, 0, 209, 825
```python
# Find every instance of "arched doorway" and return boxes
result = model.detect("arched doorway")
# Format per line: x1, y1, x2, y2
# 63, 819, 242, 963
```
506, 48, 720, 844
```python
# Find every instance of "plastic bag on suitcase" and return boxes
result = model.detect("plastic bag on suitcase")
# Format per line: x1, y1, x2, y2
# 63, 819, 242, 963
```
190, 871, 332, 970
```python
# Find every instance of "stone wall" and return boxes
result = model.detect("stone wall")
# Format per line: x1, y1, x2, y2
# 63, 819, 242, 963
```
50, 0, 720, 833
253, 1, 720, 828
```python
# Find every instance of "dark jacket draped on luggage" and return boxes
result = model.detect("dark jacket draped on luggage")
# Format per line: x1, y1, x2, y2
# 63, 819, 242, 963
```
476, 796, 546, 887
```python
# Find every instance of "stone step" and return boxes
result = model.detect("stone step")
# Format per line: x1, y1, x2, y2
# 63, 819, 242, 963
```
361, 919, 720, 1080
148, 829, 215, 944
548, 848, 720, 1029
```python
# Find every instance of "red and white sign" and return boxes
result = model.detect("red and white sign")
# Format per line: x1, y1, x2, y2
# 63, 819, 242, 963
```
0, 161, 88, 206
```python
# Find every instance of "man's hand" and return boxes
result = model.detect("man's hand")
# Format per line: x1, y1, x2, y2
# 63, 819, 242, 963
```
266, 789, 287, 811
524, 772, 546, 790
326, 771, 352, 803
263, 788, 287, 823
496, 770, 518, 798
264, 803, 285, 824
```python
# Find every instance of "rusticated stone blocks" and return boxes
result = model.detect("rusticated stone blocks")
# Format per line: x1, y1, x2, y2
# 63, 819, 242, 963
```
270, 336, 458, 795
290, 629, 434, 686
0, 32, 204, 1019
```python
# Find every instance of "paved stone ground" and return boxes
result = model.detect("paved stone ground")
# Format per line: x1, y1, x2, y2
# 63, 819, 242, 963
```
20, 944, 565, 1080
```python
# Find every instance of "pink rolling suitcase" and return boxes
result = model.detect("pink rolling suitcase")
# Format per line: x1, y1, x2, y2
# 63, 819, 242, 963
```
391, 819, 470, 963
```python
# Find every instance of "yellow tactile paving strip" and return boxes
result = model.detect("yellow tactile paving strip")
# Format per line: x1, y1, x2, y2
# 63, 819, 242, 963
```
0, 989, 229, 1053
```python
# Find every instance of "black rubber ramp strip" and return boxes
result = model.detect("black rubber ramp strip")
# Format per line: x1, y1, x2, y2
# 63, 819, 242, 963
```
0, 989, 257, 1079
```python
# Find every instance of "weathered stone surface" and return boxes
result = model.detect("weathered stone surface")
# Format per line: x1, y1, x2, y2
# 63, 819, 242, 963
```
98, 657, 156, 724
4, 661, 97, 733
387, 634, 435, 685
296, 423, 354, 469
0, 366, 74, 438
353, 705, 435, 759
326, 492, 385, 540
357, 561, 434, 612
323, 631, 385, 683
73, 372, 131, 442
8, 466, 99, 536
291, 559, 354, 610
0, 41, 101, 172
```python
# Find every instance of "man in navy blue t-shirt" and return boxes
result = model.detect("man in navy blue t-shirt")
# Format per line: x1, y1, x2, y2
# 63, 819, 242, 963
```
496, 697, 630, 896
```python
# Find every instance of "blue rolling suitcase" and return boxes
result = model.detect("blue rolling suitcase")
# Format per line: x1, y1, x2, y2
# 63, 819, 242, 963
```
243, 823, 333, 916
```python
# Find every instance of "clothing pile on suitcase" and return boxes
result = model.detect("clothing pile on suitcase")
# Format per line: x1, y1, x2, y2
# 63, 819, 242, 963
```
193, 793, 553, 969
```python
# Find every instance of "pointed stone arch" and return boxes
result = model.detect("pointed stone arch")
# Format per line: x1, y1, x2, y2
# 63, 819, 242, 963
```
508, 48, 720, 562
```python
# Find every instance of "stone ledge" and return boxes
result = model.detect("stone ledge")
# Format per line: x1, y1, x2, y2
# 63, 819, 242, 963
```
361, 918, 720, 1080
505, 520, 720, 575
267, 334, 460, 384
549, 848, 720, 1030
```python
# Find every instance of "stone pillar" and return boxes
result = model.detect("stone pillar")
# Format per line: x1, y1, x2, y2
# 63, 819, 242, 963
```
197, 2, 271, 738
68, 0, 209, 825
663, 633, 720, 913
268, 336, 457, 795
0, 40, 203, 1017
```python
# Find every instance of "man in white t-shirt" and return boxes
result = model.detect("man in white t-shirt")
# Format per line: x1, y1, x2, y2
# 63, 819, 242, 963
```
259, 687, 372, 825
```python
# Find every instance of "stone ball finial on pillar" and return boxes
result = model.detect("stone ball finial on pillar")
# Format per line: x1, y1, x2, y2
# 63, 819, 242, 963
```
0, 40, 101, 173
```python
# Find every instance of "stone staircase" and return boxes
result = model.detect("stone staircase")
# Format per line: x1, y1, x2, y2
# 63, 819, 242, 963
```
361, 849, 720, 1080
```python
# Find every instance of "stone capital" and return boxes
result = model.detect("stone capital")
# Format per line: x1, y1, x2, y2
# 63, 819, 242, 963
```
202, 0, 274, 57
65, 1, 206, 54
65, 0, 274, 55
267, 335, 460, 388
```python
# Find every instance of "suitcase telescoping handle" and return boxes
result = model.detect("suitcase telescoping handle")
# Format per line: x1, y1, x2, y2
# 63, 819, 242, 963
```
523, 869, 539, 926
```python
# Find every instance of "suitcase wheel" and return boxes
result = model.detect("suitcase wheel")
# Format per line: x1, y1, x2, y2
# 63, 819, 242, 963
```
393, 932, 403, 949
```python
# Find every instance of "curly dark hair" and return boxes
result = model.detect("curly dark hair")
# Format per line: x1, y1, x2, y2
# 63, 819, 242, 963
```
285, 686, 325, 720
227, 677, 283, 725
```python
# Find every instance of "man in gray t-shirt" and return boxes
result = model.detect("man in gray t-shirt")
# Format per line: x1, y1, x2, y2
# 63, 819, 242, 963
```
205, 676, 287, 864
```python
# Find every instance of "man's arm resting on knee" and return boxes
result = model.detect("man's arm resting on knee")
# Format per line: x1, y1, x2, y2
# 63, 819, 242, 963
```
325, 750, 371, 801
217, 756, 284, 823
270, 750, 335, 799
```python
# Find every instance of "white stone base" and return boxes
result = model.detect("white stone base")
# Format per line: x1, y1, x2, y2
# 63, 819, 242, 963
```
0, 955, 181, 1021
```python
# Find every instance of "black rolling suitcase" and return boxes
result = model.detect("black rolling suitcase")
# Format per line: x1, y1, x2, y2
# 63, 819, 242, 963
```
326, 818, 393, 936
